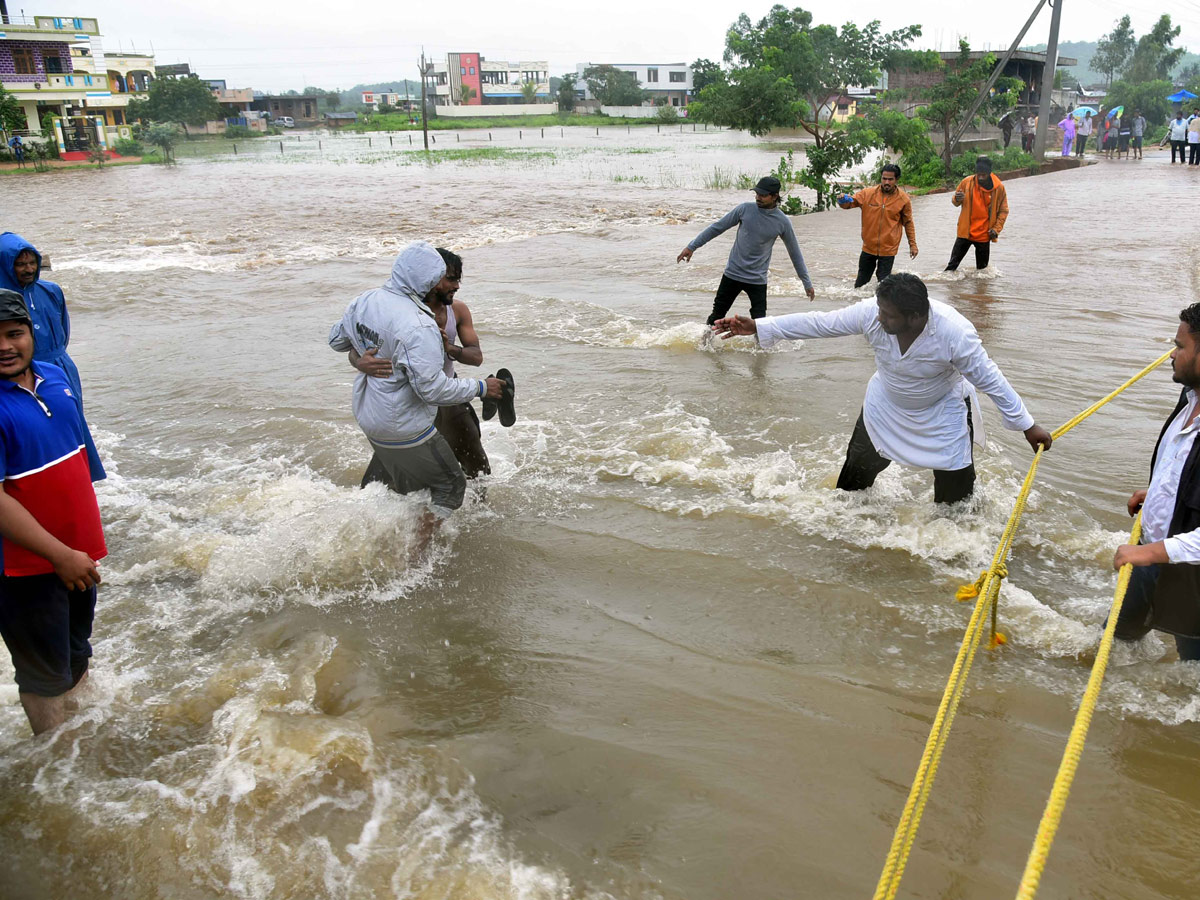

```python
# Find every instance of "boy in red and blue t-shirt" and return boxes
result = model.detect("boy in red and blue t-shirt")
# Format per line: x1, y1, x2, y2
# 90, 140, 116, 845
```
0, 289, 105, 735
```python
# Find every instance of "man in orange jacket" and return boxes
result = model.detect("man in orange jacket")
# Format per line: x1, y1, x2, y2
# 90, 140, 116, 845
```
944, 156, 1008, 272
836, 164, 918, 287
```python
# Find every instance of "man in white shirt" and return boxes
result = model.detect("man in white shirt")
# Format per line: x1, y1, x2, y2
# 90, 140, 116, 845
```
1112, 304, 1200, 658
712, 273, 1052, 504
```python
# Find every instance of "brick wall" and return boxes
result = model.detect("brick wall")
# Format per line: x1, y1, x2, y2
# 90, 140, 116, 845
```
0, 41, 74, 82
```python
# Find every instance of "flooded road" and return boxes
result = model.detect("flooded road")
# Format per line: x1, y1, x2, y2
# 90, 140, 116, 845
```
2, 127, 1199, 900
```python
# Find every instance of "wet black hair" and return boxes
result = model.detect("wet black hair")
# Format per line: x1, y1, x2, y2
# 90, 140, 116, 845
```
876, 273, 929, 318
1180, 303, 1200, 334
881, 163, 902, 180
975, 156, 993, 173
436, 247, 463, 279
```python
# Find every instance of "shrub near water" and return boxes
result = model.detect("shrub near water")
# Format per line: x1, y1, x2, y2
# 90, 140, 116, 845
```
113, 137, 144, 156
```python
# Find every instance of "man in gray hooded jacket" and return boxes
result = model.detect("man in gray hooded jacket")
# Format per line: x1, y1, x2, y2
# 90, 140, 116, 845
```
329, 242, 503, 551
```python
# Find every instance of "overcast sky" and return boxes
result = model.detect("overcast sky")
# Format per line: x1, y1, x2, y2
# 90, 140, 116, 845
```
40, 0, 1200, 92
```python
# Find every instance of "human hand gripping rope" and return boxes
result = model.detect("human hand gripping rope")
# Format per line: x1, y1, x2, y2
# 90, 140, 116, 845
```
872, 349, 1172, 900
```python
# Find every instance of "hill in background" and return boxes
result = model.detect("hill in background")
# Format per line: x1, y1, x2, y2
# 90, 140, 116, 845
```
1022, 39, 1200, 86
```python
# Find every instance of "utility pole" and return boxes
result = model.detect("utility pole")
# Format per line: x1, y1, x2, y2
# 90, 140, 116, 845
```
1032, 0, 1063, 161
419, 50, 431, 151
947, 0, 1048, 155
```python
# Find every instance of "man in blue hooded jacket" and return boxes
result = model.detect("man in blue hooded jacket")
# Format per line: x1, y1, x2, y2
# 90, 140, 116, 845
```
0, 233, 105, 481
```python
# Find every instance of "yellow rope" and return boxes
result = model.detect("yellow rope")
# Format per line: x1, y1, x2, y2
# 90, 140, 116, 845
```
872, 350, 1170, 900
1013, 514, 1142, 900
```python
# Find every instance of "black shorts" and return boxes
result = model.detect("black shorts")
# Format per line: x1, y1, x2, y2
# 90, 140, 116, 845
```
0, 573, 96, 696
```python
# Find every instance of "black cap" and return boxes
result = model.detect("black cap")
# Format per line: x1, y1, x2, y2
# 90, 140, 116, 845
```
754, 176, 782, 195
0, 289, 30, 325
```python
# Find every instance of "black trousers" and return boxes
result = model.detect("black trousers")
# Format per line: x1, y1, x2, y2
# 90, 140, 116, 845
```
1190, 142, 1200, 165
945, 237, 991, 271
706, 274, 768, 325
1172, 140, 1188, 163
836, 406, 976, 505
1112, 562, 1200, 660
1074, 133, 1088, 155
854, 252, 895, 288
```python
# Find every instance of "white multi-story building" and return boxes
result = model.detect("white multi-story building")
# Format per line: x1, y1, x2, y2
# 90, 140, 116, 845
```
574, 62, 693, 107
361, 90, 416, 111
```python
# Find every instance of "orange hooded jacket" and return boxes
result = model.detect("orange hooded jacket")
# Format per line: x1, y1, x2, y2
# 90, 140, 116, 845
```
952, 174, 1008, 242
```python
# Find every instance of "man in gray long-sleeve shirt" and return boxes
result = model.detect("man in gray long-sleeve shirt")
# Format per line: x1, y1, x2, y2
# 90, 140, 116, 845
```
677, 175, 815, 325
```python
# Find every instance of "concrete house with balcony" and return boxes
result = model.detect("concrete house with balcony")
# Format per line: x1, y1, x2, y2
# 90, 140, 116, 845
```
0, 11, 111, 132
70, 46, 154, 125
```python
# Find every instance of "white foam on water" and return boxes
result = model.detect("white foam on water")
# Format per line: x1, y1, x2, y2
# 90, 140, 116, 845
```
0, 629, 619, 899
487, 294, 800, 354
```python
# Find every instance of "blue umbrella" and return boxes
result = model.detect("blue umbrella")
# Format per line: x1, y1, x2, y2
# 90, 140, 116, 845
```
1072, 106, 1098, 117
1168, 89, 1198, 102
1106, 105, 1124, 119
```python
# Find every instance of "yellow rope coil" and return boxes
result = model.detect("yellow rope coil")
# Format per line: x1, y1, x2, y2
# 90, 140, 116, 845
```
1013, 513, 1143, 900
872, 350, 1170, 900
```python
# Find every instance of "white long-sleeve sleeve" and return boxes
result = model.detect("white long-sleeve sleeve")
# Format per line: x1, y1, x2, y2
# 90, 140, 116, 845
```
756, 299, 875, 349
948, 328, 1034, 432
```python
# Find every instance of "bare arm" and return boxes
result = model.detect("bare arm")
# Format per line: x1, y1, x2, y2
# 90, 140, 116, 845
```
0, 485, 99, 589
349, 347, 393, 378
446, 301, 483, 367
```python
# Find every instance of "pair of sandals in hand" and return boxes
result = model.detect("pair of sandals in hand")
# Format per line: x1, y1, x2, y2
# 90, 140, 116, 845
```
483, 368, 516, 427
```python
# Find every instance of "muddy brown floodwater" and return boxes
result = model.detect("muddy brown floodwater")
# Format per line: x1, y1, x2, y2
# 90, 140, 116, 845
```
1, 126, 1199, 900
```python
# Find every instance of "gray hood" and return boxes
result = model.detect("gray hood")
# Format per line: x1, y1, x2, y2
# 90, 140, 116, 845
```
383, 241, 445, 301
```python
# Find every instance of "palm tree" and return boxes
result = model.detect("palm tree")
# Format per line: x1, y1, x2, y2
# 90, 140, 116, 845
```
460, 84, 476, 105
521, 81, 538, 103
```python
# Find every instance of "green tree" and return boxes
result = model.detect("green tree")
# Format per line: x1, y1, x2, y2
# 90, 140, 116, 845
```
1124, 15, 1184, 84
459, 84, 476, 105
144, 123, 180, 164
583, 65, 646, 106
0, 83, 25, 134
689, 5, 922, 209
521, 80, 538, 102
557, 73, 577, 112
690, 58, 723, 93
126, 75, 221, 135
655, 102, 679, 121
1106, 78, 1172, 128
325, 91, 342, 111
1091, 16, 1136, 87
899, 41, 1022, 177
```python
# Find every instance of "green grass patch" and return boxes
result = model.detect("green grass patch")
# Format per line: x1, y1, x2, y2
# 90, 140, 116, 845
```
402, 147, 555, 163
355, 113, 663, 132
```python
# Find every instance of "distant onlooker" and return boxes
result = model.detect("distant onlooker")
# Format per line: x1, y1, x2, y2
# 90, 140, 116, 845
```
1000, 114, 1014, 148
1118, 117, 1132, 159
1023, 115, 1037, 152
7, 135, 25, 168
1189, 112, 1200, 166
1075, 112, 1092, 156
1056, 113, 1075, 157
1168, 111, 1188, 164
1130, 110, 1147, 160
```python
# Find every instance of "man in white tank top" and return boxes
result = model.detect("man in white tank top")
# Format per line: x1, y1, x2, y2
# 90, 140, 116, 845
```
349, 248, 491, 480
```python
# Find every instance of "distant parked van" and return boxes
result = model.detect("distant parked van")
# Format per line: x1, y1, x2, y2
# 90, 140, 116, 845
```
274, 116, 295, 128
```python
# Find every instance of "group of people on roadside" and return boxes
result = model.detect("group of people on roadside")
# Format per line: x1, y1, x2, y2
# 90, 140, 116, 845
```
1, 143, 1200, 740
1057, 108, 1147, 160
1165, 108, 1200, 165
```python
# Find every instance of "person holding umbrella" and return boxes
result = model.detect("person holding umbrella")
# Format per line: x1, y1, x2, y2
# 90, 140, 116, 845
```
1076, 110, 1093, 156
